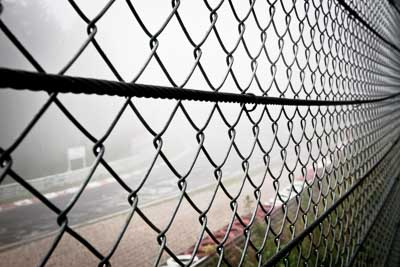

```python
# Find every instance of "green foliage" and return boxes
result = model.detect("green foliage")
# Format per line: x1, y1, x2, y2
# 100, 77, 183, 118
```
197, 176, 350, 266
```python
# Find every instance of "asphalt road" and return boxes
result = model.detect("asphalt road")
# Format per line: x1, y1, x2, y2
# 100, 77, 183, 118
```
0, 126, 303, 250
0, 146, 257, 247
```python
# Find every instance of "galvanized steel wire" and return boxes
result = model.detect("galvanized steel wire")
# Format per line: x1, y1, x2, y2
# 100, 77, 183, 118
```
1, 0, 400, 266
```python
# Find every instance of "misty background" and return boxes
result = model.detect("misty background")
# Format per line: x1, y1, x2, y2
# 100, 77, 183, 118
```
0, 0, 333, 185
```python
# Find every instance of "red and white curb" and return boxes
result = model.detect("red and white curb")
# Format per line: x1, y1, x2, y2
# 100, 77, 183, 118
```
0, 159, 331, 214
0, 177, 115, 213
0, 147, 192, 214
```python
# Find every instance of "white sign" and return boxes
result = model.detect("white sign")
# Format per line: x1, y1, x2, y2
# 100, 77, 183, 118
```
67, 146, 86, 170
67, 146, 85, 161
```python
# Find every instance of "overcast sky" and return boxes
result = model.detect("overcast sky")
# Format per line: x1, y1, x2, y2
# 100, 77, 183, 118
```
0, 0, 332, 180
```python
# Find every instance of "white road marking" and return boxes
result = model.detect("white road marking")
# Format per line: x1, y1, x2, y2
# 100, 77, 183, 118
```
14, 199, 34, 206
44, 192, 58, 199
87, 181, 102, 189
65, 187, 79, 195
103, 178, 114, 184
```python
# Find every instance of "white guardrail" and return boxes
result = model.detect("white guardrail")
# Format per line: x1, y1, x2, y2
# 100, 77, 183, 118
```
0, 156, 138, 202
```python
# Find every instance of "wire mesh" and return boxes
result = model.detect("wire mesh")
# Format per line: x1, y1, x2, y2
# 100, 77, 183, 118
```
1, 0, 400, 266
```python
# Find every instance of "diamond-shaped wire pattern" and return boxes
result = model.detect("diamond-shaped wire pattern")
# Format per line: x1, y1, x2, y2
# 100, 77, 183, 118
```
1, 0, 400, 266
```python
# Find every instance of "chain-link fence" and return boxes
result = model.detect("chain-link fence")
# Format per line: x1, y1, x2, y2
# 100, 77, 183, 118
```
1, 0, 400, 266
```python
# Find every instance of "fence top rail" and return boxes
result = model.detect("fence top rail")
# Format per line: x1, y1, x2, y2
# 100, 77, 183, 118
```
2, 0, 400, 266
1, 68, 400, 107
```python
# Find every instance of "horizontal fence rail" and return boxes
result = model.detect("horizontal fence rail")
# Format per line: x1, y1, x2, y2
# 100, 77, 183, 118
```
1, 0, 400, 266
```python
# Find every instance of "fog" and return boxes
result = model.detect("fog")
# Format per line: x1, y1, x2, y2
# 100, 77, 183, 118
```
1, 0, 330, 182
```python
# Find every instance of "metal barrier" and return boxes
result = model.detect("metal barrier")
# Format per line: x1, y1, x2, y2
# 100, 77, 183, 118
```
1, 0, 400, 266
